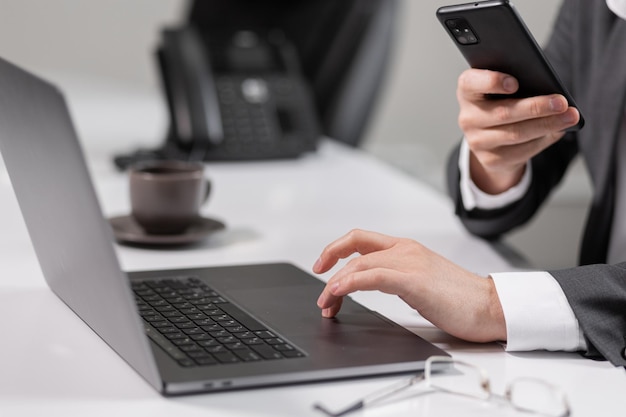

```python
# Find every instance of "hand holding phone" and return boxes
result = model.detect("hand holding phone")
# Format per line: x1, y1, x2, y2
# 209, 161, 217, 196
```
437, 0, 584, 130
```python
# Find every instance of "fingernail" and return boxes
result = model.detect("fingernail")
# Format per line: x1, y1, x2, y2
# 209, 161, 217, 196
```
549, 97, 566, 112
502, 76, 517, 93
560, 111, 577, 124
313, 257, 322, 272
316, 293, 326, 307
322, 308, 332, 318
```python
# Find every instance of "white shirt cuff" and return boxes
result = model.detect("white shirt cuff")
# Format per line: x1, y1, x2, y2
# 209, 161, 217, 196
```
491, 271, 587, 352
458, 139, 532, 211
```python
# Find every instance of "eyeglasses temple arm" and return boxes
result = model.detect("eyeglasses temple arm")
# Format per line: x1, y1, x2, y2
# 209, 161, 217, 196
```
312, 374, 425, 417
313, 401, 365, 417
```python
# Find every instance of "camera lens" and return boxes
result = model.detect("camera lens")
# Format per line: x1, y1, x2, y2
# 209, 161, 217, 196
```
447, 17, 478, 45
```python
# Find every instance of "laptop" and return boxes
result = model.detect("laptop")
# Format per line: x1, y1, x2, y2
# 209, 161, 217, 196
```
0, 56, 448, 395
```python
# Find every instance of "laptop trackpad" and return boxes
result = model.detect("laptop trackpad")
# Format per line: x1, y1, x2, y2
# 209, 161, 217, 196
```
224, 286, 429, 363
224, 286, 394, 336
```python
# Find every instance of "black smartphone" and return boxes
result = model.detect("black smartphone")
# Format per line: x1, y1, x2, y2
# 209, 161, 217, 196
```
436, 0, 584, 130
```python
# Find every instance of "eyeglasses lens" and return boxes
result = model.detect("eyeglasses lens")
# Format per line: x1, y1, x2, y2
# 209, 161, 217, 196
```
508, 378, 569, 417
428, 360, 490, 400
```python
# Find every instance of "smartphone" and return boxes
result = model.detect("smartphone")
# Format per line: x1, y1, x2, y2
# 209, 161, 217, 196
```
436, 0, 585, 130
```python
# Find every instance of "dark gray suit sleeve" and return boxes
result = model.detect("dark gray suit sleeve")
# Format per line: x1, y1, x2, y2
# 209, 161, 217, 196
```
446, 135, 578, 239
550, 263, 626, 367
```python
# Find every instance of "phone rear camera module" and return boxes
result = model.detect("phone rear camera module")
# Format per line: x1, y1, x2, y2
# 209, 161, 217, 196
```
445, 18, 479, 45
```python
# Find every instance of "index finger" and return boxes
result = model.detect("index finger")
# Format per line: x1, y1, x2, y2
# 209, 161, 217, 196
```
312, 229, 399, 274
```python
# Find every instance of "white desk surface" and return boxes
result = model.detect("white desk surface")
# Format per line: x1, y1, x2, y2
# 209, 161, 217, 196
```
0, 135, 624, 416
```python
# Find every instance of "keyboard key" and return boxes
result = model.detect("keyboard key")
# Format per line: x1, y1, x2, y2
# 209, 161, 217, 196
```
233, 331, 254, 339
225, 342, 247, 350
194, 318, 215, 326
190, 333, 212, 341
156, 306, 177, 314
242, 337, 264, 345
161, 310, 182, 318
151, 321, 171, 328
254, 331, 276, 339
225, 325, 246, 333
209, 330, 230, 338
198, 339, 220, 347
169, 316, 189, 323
180, 307, 201, 315
214, 352, 240, 363
273, 344, 295, 352
182, 327, 204, 335
282, 350, 306, 358
179, 345, 202, 352
210, 314, 231, 322
188, 350, 213, 359
171, 337, 194, 346
235, 349, 262, 362
142, 314, 163, 322
195, 357, 218, 366
200, 324, 222, 332
164, 332, 186, 340
199, 308, 221, 315
251, 344, 283, 360
178, 359, 196, 367
159, 327, 180, 334
205, 345, 227, 354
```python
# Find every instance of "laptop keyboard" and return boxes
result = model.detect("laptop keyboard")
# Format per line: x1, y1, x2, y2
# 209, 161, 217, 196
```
132, 277, 305, 367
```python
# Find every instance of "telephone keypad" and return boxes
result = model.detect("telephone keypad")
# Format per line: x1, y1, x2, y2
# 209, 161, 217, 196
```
214, 75, 312, 158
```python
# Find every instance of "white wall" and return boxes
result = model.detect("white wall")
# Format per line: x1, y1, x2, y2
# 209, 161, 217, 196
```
0, 0, 188, 154
0, 0, 185, 89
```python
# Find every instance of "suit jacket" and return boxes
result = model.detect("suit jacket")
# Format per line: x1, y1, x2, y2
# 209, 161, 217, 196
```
446, 0, 626, 366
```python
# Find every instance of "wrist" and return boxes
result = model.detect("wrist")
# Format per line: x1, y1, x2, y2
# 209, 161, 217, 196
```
485, 276, 507, 342
469, 151, 526, 194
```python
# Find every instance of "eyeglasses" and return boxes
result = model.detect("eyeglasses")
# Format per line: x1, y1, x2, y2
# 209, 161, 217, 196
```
313, 356, 571, 417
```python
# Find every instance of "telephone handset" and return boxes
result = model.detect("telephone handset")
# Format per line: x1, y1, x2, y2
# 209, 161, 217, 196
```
156, 26, 320, 161
159, 27, 224, 149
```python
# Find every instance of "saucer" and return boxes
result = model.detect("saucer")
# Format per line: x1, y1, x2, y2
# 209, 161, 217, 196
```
109, 215, 225, 246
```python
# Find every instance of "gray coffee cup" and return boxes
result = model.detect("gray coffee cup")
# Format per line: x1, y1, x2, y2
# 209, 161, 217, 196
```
129, 160, 211, 235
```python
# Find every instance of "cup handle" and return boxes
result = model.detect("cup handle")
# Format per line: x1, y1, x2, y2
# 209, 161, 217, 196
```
203, 180, 211, 204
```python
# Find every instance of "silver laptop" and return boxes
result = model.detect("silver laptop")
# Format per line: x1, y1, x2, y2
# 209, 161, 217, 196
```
0, 56, 447, 395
